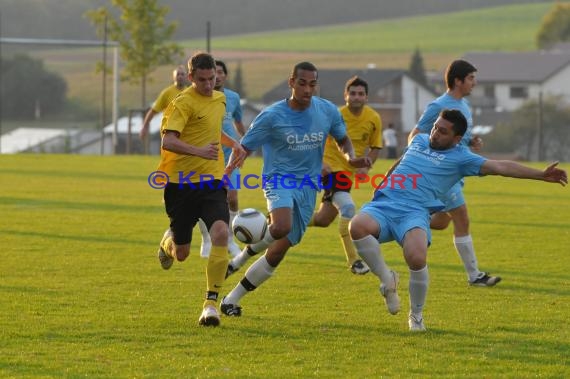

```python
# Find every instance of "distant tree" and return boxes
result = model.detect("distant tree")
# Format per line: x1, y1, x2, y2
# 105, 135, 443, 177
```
485, 96, 570, 161
231, 61, 246, 99
408, 48, 428, 88
85, 0, 185, 108
536, 2, 570, 49
0, 54, 67, 119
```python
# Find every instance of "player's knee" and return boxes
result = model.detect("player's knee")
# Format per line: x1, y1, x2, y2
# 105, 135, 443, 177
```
404, 242, 428, 269
268, 222, 291, 240
312, 212, 332, 227
227, 191, 238, 210
339, 203, 355, 219
430, 219, 450, 230
430, 213, 451, 230
175, 245, 190, 261
209, 221, 229, 245
348, 215, 369, 240
332, 192, 354, 218
406, 254, 426, 271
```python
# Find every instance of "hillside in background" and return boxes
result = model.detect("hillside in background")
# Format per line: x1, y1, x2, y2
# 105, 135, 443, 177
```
0, 2, 552, 108
201, 3, 550, 53
0, 0, 551, 40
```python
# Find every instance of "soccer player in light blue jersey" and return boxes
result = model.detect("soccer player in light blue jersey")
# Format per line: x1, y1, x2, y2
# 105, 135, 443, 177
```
408, 59, 500, 287
220, 61, 372, 317
198, 60, 247, 259
351, 109, 567, 331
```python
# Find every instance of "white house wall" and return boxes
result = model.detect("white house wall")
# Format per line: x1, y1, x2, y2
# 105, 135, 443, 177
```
494, 84, 537, 111
401, 76, 436, 132
491, 66, 570, 111
542, 65, 570, 102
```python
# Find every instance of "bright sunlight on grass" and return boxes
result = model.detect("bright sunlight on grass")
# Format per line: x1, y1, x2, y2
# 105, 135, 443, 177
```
1, 154, 569, 377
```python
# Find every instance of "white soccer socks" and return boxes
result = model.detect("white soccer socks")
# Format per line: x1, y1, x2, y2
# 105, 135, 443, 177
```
454, 235, 480, 281
353, 235, 392, 282
225, 255, 275, 305
198, 219, 212, 258
230, 229, 275, 269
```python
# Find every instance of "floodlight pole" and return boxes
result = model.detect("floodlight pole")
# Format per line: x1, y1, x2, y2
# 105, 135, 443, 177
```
112, 46, 119, 156
207, 21, 211, 53
537, 91, 543, 162
0, 11, 3, 154
101, 15, 108, 155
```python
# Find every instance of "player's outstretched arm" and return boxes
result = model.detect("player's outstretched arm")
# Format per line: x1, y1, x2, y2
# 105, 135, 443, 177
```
481, 160, 568, 186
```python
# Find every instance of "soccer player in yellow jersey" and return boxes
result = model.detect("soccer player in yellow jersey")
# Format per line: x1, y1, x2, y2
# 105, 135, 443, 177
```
310, 76, 383, 275
139, 65, 189, 140
155, 52, 245, 327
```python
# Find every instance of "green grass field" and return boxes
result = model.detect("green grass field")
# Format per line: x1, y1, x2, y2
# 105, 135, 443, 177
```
1, 154, 569, 378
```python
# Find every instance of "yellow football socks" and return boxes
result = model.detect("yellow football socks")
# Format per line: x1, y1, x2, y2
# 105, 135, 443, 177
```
339, 217, 358, 266
204, 245, 229, 308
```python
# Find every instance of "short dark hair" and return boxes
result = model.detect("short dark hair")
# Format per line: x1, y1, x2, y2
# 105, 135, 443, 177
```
345, 76, 368, 95
441, 109, 467, 136
291, 61, 318, 80
215, 60, 228, 75
445, 59, 477, 90
174, 65, 187, 74
188, 52, 216, 74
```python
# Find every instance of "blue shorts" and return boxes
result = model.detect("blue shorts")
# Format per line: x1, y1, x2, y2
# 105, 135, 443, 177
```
360, 196, 431, 246
440, 181, 465, 212
264, 183, 317, 246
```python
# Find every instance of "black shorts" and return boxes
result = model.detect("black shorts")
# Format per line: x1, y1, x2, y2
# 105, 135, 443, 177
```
163, 180, 229, 245
321, 172, 353, 202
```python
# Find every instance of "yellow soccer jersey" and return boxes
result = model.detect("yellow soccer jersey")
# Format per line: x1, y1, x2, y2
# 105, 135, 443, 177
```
151, 84, 185, 113
157, 87, 226, 182
323, 105, 383, 173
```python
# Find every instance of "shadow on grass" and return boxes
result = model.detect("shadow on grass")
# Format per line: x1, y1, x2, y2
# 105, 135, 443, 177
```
1, 196, 161, 214
1, 229, 145, 245
469, 219, 570, 230
3, 167, 147, 182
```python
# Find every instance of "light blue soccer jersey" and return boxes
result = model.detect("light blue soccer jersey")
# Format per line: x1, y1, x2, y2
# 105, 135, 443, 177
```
416, 93, 473, 147
221, 88, 243, 161
241, 97, 347, 186
374, 134, 486, 212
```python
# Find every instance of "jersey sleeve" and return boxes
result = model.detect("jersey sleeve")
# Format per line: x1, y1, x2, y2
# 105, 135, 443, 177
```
152, 88, 171, 113
241, 110, 272, 151
459, 147, 487, 177
329, 106, 347, 141
416, 102, 442, 134
161, 99, 190, 134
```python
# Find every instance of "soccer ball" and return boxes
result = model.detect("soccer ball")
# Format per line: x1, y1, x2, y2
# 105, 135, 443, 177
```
232, 208, 268, 244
